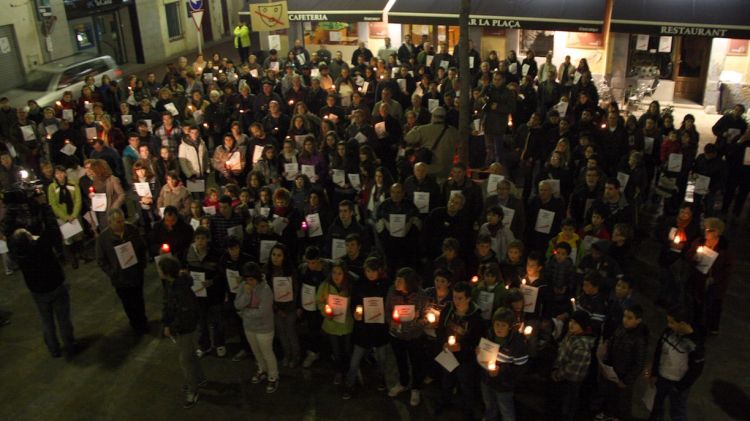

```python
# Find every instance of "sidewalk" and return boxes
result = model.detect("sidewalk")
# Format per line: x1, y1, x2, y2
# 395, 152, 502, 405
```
120, 38, 237, 81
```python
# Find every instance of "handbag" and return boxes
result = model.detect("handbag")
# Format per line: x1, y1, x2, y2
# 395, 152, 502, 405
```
414, 125, 449, 164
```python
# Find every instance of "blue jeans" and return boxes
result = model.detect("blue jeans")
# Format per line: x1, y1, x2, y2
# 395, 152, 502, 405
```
345, 343, 388, 387
651, 377, 689, 421
480, 381, 516, 421
31, 283, 75, 355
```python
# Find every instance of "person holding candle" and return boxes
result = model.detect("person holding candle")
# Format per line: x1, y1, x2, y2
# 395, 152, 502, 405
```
235, 261, 279, 393
265, 243, 301, 368
435, 281, 484, 419
575, 272, 608, 338
685, 217, 734, 335
212, 133, 245, 186
84, 158, 126, 230
472, 262, 510, 326
551, 310, 595, 421
479, 307, 529, 421
316, 261, 354, 385
385, 267, 429, 406
343, 256, 391, 400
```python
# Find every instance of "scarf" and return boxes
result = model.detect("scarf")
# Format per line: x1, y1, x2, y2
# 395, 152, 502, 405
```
56, 181, 74, 214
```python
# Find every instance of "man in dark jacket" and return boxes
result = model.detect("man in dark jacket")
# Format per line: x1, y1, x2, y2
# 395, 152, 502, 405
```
95, 208, 149, 334
158, 255, 205, 409
10, 201, 76, 358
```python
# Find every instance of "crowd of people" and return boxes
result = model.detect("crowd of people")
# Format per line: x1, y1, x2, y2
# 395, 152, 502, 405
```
1, 32, 748, 419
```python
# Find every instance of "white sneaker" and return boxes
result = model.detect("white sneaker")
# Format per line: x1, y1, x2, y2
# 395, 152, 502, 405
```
302, 351, 319, 368
410, 389, 421, 406
388, 384, 407, 397
195, 347, 212, 358
216, 346, 227, 357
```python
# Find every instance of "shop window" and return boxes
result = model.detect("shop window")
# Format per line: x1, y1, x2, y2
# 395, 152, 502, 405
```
303, 22, 359, 46
626, 35, 674, 79
165, 1, 183, 40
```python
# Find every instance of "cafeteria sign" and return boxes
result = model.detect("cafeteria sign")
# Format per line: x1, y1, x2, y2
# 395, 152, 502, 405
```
250, 1, 289, 31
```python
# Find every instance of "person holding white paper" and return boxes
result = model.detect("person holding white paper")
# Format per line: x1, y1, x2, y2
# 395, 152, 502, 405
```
316, 262, 354, 383
235, 262, 280, 394
527, 180, 564, 255
344, 256, 391, 399
132, 160, 162, 234
95, 209, 148, 334
434, 282, 484, 417
551, 310, 596, 421
325, 200, 372, 260
297, 247, 330, 368
265, 243, 301, 367
375, 183, 421, 272
479, 308, 529, 421
48, 166, 86, 268
212, 134, 245, 185
85, 158, 126, 230
711, 103, 747, 150
384, 267, 430, 406
686, 218, 733, 334
157, 171, 191, 219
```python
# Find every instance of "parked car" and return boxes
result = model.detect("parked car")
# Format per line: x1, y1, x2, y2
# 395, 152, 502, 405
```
1, 54, 123, 109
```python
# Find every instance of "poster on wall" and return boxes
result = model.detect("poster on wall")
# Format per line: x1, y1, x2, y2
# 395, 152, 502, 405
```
566, 32, 603, 49
728, 39, 749, 56
304, 22, 358, 45
658, 36, 672, 53
635, 35, 649, 51
520, 30, 554, 56
368, 22, 389, 39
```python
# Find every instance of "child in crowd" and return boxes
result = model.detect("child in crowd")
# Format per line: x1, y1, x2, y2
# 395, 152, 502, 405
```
551, 310, 595, 421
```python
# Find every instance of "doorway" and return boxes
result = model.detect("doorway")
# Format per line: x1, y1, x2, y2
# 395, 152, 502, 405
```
673, 37, 711, 104
94, 12, 126, 64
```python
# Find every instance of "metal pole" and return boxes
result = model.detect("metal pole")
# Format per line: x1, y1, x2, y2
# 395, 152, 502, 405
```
602, 0, 614, 76
198, 27, 203, 55
457, 0, 471, 163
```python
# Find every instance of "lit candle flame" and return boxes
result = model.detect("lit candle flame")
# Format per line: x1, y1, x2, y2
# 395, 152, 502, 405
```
488, 361, 496, 371
426, 312, 436, 323
524, 326, 533, 335
448, 335, 456, 346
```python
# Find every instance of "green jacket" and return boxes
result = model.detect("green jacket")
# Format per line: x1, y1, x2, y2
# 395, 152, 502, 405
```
234, 25, 250, 48
47, 182, 82, 220
317, 281, 353, 336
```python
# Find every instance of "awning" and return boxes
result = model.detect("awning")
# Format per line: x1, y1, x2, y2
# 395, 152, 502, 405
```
611, 0, 750, 39
388, 0, 603, 32
286, 0, 388, 22
470, 0, 604, 33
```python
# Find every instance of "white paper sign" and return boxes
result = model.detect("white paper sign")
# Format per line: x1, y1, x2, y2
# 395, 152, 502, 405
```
284, 162, 299, 180
268, 35, 281, 51
435, 349, 459, 372
667, 153, 682, 172
428, 99, 439, 113
361, 81, 369, 93
644, 136, 655, 154
45, 124, 58, 136
301, 164, 316, 180
360, 296, 384, 324
397, 78, 407, 93
469, 56, 475, 69
414, 192, 430, 214
61, 143, 77, 156
164, 102, 179, 116
331, 238, 346, 260
187, 179, 205, 193
114, 241, 138, 269
426, 55, 434, 67
501, 206, 515, 230
271, 216, 288, 236
134, 182, 152, 197
348, 173, 361, 190
59, 219, 83, 240
202, 205, 216, 215
92, 193, 107, 212
487, 174, 505, 196
260, 240, 277, 264
534, 209, 555, 234
301, 284, 317, 311
190, 218, 200, 230
332, 169, 346, 186
694, 175, 710, 195
20, 125, 35, 141
305, 213, 323, 237
554, 101, 568, 118
521, 284, 539, 314
696, 247, 719, 274
477, 290, 495, 320
62, 109, 74, 122
522, 63, 530, 76
121, 114, 132, 125
617, 172, 630, 190
272, 276, 294, 302
389, 214, 407, 238
573, 71, 582, 84
0, 240, 8, 254
477, 337, 500, 370
190, 271, 207, 297
327, 294, 349, 323
85, 127, 97, 140
226, 269, 241, 293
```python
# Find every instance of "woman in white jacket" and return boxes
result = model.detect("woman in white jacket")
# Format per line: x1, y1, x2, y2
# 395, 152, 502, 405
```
178, 126, 209, 182
234, 262, 279, 393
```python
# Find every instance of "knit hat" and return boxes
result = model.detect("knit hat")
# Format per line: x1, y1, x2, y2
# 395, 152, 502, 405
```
570, 310, 591, 331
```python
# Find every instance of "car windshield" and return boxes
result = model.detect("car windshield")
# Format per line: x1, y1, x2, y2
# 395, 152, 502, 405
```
21, 70, 56, 91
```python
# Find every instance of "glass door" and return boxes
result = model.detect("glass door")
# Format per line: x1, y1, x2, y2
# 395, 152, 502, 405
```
94, 12, 125, 64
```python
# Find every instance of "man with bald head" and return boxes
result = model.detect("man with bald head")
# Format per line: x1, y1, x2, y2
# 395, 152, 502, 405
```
404, 162, 443, 219
375, 183, 421, 275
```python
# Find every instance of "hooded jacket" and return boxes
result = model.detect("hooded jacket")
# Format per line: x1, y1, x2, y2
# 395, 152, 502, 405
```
480, 329, 529, 392
385, 286, 428, 341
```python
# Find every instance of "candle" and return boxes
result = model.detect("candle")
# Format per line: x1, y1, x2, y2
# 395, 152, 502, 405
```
524, 326, 533, 336
203, 123, 209, 128
447, 335, 456, 346
88, 186, 95, 194
288, 100, 295, 106
487, 361, 496, 371
161, 243, 171, 253
56, 101, 62, 106
521, 278, 526, 286
355, 305, 363, 317
426, 312, 436, 323
570, 297, 577, 311
673, 235, 681, 244
471, 275, 479, 284
392, 308, 401, 324
697, 246, 705, 254
324, 304, 333, 318
301, 220, 308, 231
